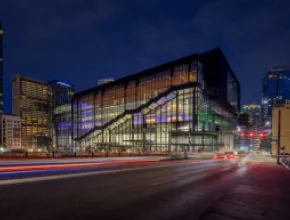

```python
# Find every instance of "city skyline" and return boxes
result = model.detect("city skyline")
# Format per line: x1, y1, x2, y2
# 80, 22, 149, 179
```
0, 0, 290, 114
0, 2, 290, 220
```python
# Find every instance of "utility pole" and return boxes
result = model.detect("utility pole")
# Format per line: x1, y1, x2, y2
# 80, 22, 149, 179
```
277, 108, 281, 164
276, 72, 281, 164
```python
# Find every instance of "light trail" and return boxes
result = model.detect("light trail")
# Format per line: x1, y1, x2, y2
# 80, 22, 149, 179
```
0, 160, 231, 186
0, 159, 163, 173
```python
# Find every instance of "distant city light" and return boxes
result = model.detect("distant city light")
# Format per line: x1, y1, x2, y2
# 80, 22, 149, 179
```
262, 100, 268, 104
57, 81, 72, 87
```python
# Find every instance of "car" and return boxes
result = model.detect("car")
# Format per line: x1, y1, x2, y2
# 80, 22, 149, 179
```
213, 153, 237, 160
225, 153, 238, 160
213, 153, 227, 160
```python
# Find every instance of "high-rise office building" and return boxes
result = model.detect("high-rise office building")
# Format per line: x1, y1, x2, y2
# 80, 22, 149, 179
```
242, 103, 261, 130
72, 48, 240, 153
241, 104, 263, 150
262, 67, 290, 127
0, 115, 21, 149
48, 81, 74, 107
12, 74, 52, 149
48, 81, 74, 149
0, 23, 3, 114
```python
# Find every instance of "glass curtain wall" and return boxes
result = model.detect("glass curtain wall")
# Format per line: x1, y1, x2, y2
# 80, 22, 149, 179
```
73, 60, 236, 153
54, 104, 72, 149
227, 71, 239, 111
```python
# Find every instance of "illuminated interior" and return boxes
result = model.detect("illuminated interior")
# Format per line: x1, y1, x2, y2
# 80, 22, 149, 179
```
73, 54, 239, 153
12, 78, 51, 148
53, 104, 72, 148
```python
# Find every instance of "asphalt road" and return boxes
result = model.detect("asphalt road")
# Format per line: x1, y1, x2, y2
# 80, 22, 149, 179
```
0, 159, 289, 220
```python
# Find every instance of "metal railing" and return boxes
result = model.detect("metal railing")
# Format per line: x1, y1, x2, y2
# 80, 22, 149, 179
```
281, 156, 290, 167
0, 151, 217, 159
0, 152, 173, 159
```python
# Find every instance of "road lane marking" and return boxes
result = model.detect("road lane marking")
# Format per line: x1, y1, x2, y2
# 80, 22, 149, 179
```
0, 160, 225, 186
150, 163, 235, 186
150, 167, 210, 186
151, 165, 236, 187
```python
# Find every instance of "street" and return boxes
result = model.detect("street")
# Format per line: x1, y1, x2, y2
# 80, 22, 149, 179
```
0, 158, 290, 220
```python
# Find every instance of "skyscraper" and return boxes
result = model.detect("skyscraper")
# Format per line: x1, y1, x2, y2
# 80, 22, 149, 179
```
12, 74, 52, 149
262, 67, 290, 127
242, 103, 261, 130
0, 23, 3, 114
48, 80, 74, 107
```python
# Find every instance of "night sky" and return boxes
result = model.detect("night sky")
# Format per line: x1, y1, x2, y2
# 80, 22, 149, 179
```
1, 0, 290, 114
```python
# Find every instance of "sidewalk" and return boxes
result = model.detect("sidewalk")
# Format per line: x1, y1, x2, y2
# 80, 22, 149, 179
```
199, 163, 290, 220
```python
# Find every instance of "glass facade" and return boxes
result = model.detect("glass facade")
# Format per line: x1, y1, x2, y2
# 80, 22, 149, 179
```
53, 104, 72, 149
73, 51, 239, 153
49, 81, 74, 150
227, 71, 239, 111
262, 68, 290, 127
49, 81, 74, 107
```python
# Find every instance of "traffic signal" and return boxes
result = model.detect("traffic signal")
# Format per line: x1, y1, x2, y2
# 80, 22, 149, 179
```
239, 131, 255, 139
239, 131, 266, 140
